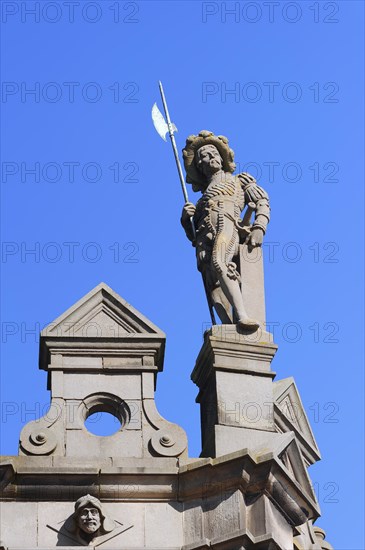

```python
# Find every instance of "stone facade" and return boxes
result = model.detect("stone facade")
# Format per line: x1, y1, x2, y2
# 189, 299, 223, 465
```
0, 283, 333, 549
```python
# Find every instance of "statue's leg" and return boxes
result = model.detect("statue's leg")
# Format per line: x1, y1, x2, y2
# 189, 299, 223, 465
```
211, 286, 233, 324
201, 262, 232, 324
212, 223, 259, 330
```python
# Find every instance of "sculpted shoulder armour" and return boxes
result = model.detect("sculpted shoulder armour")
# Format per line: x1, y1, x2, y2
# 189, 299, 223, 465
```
237, 172, 270, 233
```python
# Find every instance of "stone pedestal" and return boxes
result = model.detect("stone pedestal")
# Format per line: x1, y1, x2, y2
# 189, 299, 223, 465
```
190, 317, 329, 548
192, 325, 277, 457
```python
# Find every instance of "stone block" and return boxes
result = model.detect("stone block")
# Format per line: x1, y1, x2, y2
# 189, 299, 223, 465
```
62, 373, 141, 400
50, 370, 64, 398
144, 502, 183, 547
247, 494, 293, 549
37, 502, 72, 546
142, 372, 155, 398
216, 370, 274, 430
66, 429, 143, 458
213, 425, 279, 457
103, 356, 143, 368
203, 490, 244, 541
61, 356, 103, 367
183, 500, 204, 546
0, 502, 38, 547
104, 502, 145, 547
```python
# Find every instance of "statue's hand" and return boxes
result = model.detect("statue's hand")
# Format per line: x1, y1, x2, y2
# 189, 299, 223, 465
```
181, 202, 197, 243
246, 227, 264, 248
181, 202, 196, 221
181, 203, 196, 231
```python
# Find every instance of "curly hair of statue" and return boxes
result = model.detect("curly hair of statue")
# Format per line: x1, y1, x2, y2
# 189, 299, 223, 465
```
182, 130, 236, 187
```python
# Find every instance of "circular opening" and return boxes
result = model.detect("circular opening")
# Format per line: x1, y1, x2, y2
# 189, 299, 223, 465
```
84, 411, 122, 436
82, 394, 131, 437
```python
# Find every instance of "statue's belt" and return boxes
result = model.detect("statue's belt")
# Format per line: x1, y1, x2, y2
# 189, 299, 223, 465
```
197, 210, 252, 236
202, 195, 241, 205
196, 197, 253, 238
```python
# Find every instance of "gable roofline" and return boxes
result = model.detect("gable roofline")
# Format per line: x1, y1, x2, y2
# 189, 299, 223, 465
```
42, 282, 165, 337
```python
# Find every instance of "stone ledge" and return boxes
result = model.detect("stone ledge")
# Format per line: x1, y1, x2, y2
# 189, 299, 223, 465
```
191, 329, 278, 389
0, 444, 320, 526
182, 528, 285, 550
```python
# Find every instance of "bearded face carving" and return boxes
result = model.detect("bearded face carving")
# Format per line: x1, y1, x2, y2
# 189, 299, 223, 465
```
77, 506, 101, 535
71, 494, 116, 543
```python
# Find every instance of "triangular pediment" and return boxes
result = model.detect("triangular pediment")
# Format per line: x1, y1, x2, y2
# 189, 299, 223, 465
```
273, 378, 320, 465
274, 434, 318, 507
42, 282, 165, 338
256, 432, 319, 507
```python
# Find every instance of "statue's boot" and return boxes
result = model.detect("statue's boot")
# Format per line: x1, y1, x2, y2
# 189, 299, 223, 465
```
218, 276, 260, 332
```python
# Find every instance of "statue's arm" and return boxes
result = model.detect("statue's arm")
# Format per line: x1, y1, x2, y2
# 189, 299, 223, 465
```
238, 173, 270, 246
180, 202, 196, 244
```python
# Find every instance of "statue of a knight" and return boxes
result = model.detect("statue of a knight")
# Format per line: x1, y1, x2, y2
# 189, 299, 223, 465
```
181, 130, 270, 330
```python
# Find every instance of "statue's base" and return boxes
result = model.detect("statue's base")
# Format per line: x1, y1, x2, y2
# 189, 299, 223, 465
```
192, 324, 278, 458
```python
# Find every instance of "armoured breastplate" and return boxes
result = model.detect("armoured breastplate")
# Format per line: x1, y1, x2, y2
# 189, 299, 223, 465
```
195, 174, 245, 226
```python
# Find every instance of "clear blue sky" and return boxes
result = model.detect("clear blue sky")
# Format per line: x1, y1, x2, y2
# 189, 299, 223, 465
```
1, 1, 364, 548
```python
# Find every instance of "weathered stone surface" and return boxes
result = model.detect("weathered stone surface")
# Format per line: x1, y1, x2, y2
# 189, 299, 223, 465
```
145, 502, 183, 548
247, 495, 293, 548
273, 377, 321, 466
1, 446, 321, 549
181, 131, 270, 330
188, 295, 330, 548
18, 284, 187, 460
313, 526, 334, 550
41, 282, 164, 339
192, 326, 277, 457
0, 280, 333, 549
239, 244, 266, 327
0, 502, 38, 547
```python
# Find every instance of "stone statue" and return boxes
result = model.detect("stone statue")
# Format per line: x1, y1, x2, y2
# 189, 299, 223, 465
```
181, 131, 270, 330
70, 494, 116, 545
46, 492, 132, 545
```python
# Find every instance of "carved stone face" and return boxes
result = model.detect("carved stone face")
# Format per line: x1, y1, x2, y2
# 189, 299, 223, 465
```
77, 507, 101, 535
196, 145, 223, 177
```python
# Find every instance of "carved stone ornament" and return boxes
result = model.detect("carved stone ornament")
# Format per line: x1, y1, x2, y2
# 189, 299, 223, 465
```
181, 130, 270, 331
47, 494, 133, 546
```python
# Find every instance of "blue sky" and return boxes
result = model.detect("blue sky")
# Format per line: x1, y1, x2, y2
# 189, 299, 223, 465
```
1, 1, 364, 548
